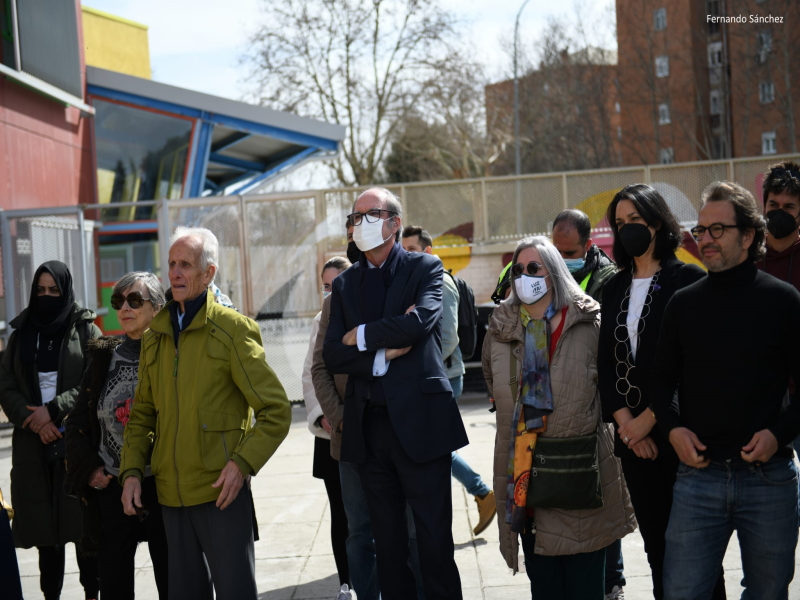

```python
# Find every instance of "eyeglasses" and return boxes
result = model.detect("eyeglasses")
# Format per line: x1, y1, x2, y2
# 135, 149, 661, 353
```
110, 291, 153, 310
511, 261, 544, 278
346, 209, 397, 226
690, 223, 739, 242
320, 284, 332, 293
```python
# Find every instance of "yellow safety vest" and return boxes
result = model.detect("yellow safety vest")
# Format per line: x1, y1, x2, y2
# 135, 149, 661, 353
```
579, 272, 592, 291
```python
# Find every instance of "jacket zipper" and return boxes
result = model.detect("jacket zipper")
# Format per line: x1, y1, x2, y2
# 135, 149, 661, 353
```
222, 432, 230, 462
537, 453, 593, 464
173, 342, 184, 506
532, 466, 598, 475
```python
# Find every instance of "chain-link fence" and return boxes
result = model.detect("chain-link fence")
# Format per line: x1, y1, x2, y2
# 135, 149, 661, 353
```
1, 153, 797, 400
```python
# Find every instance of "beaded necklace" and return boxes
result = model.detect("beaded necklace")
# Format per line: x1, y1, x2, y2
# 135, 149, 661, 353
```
613, 269, 661, 409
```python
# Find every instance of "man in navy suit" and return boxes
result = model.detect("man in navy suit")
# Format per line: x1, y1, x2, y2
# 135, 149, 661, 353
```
323, 187, 468, 600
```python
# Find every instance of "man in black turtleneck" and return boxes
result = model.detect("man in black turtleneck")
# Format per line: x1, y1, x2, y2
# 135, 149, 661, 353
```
651, 181, 800, 599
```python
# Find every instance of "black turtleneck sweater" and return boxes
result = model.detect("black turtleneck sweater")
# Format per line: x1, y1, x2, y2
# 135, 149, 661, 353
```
651, 258, 800, 460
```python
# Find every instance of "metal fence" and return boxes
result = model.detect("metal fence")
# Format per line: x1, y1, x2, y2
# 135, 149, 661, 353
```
0, 153, 796, 400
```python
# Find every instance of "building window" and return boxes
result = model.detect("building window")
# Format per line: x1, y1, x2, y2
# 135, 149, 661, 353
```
758, 31, 772, 63
762, 131, 777, 155
615, 102, 621, 113
658, 103, 671, 124
660, 147, 674, 164
654, 8, 667, 31
708, 0, 721, 34
708, 42, 723, 67
655, 55, 669, 78
712, 136, 727, 159
710, 90, 722, 115
92, 99, 194, 217
617, 126, 622, 140
759, 81, 775, 104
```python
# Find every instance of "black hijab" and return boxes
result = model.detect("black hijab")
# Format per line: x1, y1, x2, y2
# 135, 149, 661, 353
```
27, 261, 76, 333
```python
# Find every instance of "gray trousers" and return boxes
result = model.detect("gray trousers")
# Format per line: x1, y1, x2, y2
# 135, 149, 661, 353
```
161, 484, 256, 600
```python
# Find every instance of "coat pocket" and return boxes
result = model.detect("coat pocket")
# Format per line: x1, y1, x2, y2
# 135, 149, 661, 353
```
198, 409, 246, 471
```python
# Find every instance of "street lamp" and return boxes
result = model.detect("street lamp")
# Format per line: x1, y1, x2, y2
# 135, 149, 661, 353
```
513, 0, 532, 235
513, 0, 532, 177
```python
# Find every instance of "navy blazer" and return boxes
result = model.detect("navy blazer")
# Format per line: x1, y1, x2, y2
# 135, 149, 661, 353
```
323, 249, 468, 463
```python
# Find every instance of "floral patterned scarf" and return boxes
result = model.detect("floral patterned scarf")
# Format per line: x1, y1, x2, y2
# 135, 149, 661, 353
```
506, 305, 555, 533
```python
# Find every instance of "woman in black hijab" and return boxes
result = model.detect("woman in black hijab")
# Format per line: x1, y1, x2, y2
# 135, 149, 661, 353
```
0, 261, 101, 600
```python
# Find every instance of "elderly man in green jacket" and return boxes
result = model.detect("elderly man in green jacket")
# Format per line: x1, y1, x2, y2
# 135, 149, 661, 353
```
119, 226, 291, 600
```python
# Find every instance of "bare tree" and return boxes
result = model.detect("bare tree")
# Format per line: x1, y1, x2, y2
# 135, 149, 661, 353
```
488, 15, 622, 175
385, 58, 503, 182
243, 0, 466, 186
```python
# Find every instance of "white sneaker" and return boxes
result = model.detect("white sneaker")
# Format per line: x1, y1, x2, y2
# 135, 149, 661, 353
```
335, 584, 353, 600
605, 585, 624, 600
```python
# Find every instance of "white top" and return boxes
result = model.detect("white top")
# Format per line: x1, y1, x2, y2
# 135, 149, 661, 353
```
38, 372, 58, 404
626, 277, 653, 360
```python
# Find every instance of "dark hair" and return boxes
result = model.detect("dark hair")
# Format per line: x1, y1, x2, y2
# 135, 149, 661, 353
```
762, 161, 800, 205
702, 181, 766, 261
402, 225, 433, 250
321, 256, 351, 278
553, 209, 592, 245
606, 183, 683, 271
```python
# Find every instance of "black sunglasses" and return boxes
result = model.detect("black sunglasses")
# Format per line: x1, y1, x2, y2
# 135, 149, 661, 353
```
511, 261, 544, 278
110, 291, 153, 310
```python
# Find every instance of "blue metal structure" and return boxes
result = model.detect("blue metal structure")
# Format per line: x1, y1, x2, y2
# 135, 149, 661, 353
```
86, 66, 344, 199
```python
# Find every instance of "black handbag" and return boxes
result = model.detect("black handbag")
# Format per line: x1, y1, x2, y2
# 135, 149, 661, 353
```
526, 432, 603, 510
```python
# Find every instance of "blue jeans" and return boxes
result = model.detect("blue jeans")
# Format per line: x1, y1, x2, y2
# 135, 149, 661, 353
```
449, 376, 491, 497
604, 538, 625, 592
664, 457, 799, 600
339, 461, 380, 600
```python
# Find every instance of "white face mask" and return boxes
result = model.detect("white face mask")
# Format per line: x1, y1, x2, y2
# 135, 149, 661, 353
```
353, 218, 394, 252
514, 274, 549, 305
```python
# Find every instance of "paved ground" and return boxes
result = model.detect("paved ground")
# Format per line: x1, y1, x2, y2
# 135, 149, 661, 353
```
3, 394, 800, 599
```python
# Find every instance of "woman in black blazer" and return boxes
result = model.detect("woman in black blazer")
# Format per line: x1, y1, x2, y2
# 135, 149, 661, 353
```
598, 184, 725, 600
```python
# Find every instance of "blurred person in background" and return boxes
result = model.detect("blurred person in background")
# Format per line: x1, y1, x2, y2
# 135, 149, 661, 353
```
759, 161, 800, 288
482, 236, 635, 599
552, 209, 617, 300
303, 256, 352, 590
0, 260, 101, 600
65, 272, 168, 600
401, 226, 495, 533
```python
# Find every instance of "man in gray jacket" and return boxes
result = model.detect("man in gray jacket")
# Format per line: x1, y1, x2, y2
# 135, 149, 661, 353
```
402, 226, 495, 534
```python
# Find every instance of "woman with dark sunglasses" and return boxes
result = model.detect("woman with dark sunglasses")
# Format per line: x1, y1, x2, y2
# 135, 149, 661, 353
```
65, 271, 168, 600
597, 185, 725, 599
482, 236, 635, 599
0, 261, 102, 600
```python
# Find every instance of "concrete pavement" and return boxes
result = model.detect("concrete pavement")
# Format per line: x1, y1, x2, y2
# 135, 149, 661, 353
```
2, 394, 800, 599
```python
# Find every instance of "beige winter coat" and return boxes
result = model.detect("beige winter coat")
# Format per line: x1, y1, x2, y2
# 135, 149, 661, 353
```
482, 294, 636, 572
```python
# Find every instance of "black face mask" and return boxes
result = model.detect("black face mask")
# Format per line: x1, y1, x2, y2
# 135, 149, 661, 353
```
766, 209, 799, 240
36, 295, 63, 318
346, 240, 361, 264
618, 223, 654, 257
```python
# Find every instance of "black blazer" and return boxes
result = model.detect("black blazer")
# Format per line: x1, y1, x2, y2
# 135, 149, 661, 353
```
598, 254, 705, 457
323, 250, 468, 464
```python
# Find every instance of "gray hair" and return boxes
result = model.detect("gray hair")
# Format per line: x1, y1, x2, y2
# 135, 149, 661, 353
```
113, 271, 166, 309
170, 226, 219, 283
508, 236, 584, 310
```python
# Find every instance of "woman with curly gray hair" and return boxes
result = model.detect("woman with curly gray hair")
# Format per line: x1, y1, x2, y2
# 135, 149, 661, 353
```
65, 271, 168, 600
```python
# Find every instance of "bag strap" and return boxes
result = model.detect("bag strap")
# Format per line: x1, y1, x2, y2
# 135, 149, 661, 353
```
509, 340, 519, 402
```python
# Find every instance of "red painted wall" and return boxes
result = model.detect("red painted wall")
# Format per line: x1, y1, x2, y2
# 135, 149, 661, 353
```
0, 0, 96, 210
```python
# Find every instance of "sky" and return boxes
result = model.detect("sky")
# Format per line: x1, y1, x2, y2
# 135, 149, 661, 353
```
84, 0, 616, 102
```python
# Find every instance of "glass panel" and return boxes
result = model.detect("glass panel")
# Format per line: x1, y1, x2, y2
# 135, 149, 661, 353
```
93, 99, 194, 221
